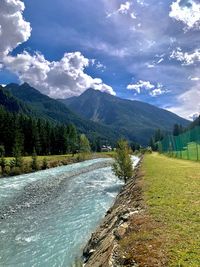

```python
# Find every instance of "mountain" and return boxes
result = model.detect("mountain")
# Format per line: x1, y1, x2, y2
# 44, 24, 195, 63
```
60, 88, 189, 144
0, 85, 32, 114
4, 83, 119, 143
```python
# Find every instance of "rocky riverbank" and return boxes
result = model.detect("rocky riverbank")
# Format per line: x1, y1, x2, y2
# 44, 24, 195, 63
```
82, 159, 144, 266
82, 155, 167, 267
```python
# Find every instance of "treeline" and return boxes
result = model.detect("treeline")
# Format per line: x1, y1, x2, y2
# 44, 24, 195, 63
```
0, 106, 85, 157
149, 124, 185, 151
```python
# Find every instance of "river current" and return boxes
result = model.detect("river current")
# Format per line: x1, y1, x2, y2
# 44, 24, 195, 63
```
0, 156, 139, 267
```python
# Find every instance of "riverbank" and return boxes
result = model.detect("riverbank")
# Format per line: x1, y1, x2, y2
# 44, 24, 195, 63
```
0, 152, 115, 178
83, 153, 200, 266
82, 157, 149, 266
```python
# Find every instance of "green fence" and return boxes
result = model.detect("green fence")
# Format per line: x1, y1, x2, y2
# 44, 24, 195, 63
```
158, 126, 200, 161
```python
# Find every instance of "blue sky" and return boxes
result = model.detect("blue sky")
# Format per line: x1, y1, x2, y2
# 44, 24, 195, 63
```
0, 0, 200, 119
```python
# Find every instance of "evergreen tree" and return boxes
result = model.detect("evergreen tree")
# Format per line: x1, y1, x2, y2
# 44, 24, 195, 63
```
13, 128, 23, 168
79, 134, 91, 153
112, 139, 133, 183
67, 124, 78, 155
0, 145, 6, 174
0, 145, 5, 157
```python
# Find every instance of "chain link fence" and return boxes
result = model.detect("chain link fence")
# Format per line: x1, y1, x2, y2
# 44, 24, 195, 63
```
158, 126, 200, 161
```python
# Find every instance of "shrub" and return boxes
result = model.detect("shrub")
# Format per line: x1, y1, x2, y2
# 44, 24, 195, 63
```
31, 150, 39, 171
41, 158, 48, 170
0, 156, 6, 174
10, 167, 22, 176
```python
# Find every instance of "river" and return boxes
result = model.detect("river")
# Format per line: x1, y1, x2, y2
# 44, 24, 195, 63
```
0, 156, 139, 267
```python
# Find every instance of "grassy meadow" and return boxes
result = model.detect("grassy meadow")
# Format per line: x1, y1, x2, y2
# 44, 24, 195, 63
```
143, 153, 200, 266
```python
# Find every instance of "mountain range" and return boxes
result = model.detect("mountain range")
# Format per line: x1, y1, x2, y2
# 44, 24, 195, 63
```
0, 83, 189, 145
1, 83, 119, 144
59, 88, 189, 144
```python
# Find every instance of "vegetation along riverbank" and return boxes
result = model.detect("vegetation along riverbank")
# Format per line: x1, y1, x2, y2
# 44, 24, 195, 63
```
83, 153, 200, 267
0, 152, 115, 178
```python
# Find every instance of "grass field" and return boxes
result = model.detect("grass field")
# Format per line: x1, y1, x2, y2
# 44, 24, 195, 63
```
143, 153, 200, 266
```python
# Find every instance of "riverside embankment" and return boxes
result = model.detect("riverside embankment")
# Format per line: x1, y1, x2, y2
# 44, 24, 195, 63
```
83, 156, 144, 267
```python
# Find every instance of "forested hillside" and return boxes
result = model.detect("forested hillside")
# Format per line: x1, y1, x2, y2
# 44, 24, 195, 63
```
61, 89, 189, 144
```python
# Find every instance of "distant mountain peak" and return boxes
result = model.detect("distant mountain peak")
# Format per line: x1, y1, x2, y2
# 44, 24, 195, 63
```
59, 90, 189, 144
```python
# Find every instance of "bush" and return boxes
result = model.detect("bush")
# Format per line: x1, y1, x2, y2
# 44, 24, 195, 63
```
9, 159, 16, 170
10, 167, 22, 176
41, 158, 48, 170
31, 151, 39, 171
48, 160, 59, 168
3, 165, 11, 176
0, 157, 6, 174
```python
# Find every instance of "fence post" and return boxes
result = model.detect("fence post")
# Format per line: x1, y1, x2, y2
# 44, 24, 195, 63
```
196, 142, 199, 161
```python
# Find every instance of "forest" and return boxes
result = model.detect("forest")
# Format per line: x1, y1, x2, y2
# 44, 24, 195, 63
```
0, 106, 94, 157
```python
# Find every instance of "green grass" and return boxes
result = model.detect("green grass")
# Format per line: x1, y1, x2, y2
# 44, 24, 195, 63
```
143, 153, 200, 266
4, 151, 114, 163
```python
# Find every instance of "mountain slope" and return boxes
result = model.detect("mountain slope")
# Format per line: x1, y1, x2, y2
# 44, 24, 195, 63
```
60, 89, 189, 144
0, 85, 32, 114
4, 83, 120, 143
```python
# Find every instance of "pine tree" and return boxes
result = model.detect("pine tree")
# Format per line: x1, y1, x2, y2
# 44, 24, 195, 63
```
0, 145, 6, 174
173, 124, 180, 136
13, 128, 24, 168
112, 139, 133, 183
79, 134, 91, 153
67, 124, 78, 155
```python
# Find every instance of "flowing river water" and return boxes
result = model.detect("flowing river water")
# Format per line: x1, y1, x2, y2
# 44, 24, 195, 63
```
0, 156, 139, 267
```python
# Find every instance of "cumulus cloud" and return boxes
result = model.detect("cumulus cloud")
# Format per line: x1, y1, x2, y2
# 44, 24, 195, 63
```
4, 51, 116, 98
169, 0, 200, 31
0, 0, 115, 98
127, 80, 166, 97
0, 0, 31, 57
170, 47, 200, 65
127, 80, 154, 93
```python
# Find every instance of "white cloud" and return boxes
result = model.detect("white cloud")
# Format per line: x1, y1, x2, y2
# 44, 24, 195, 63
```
4, 51, 116, 98
170, 47, 200, 65
0, 0, 31, 58
127, 80, 154, 93
107, 1, 136, 19
127, 80, 166, 97
0, 0, 115, 98
169, 0, 200, 31
150, 88, 164, 97
145, 63, 156, 68
95, 61, 107, 72
167, 86, 200, 119
188, 76, 200, 81
189, 112, 199, 120
118, 1, 131, 14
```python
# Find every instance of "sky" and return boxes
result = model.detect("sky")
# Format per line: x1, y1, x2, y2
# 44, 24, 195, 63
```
0, 0, 200, 120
